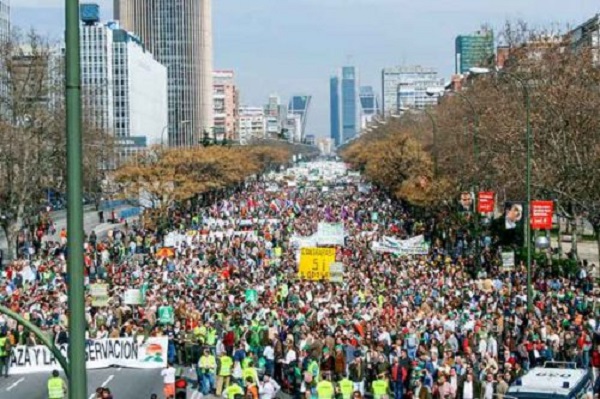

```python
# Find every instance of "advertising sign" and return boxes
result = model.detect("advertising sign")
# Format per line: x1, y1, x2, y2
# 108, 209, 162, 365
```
531, 200, 554, 230
298, 247, 336, 280
477, 192, 495, 213
8, 337, 168, 375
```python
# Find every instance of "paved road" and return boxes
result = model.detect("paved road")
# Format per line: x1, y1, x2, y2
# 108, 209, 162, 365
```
0, 368, 166, 399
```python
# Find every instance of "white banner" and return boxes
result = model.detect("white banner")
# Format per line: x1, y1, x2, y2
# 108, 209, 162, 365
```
316, 223, 346, 246
9, 337, 168, 375
371, 235, 429, 255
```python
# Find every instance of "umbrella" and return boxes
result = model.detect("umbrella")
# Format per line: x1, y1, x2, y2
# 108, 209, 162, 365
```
156, 247, 175, 258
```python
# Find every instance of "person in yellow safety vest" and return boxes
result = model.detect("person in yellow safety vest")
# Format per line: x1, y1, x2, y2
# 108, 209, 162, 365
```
221, 381, 244, 399
337, 376, 354, 399
198, 348, 217, 395
316, 376, 335, 399
241, 360, 259, 387
216, 353, 234, 395
0, 331, 11, 377
47, 370, 67, 399
371, 373, 390, 399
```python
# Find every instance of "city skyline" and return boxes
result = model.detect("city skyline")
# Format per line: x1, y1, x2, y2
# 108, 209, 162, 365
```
12, 0, 600, 137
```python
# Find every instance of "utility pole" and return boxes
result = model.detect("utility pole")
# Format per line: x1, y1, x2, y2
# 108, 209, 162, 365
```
65, 0, 87, 397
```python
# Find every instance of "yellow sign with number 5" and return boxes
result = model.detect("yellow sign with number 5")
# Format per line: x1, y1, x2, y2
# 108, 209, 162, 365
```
298, 247, 336, 280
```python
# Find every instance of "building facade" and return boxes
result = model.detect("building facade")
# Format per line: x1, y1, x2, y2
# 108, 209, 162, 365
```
330, 66, 359, 146
359, 85, 378, 129
213, 70, 238, 141
238, 106, 265, 143
288, 95, 311, 141
114, 0, 213, 147
568, 14, 600, 65
455, 29, 494, 74
80, 6, 167, 163
381, 66, 444, 114
0, 0, 9, 44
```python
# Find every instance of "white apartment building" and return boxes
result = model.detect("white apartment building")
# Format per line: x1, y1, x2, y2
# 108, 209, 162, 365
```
80, 12, 167, 164
238, 106, 266, 144
381, 66, 444, 114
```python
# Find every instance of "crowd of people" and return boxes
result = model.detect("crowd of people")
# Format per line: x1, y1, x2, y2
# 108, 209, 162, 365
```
0, 161, 599, 399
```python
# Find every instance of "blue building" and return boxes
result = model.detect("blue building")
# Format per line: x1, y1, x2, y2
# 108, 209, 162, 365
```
330, 66, 359, 146
359, 86, 378, 115
288, 95, 312, 141
329, 76, 341, 146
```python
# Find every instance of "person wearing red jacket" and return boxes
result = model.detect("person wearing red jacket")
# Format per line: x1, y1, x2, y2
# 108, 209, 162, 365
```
591, 344, 600, 381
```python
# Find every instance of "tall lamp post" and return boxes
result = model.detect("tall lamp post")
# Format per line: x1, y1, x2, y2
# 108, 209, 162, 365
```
470, 67, 533, 312
422, 108, 438, 177
65, 0, 87, 397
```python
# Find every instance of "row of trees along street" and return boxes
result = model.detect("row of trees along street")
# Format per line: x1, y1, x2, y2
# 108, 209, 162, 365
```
0, 30, 111, 258
342, 24, 600, 265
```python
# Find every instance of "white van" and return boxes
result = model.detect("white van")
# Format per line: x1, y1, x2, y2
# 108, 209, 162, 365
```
507, 362, 592, 399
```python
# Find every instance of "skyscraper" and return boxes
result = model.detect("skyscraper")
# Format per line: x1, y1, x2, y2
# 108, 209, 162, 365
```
381, 66, 444, 114
0, 0, 9, 43
455, 29, 494, 74
114, 0, 213, 147
288, 95, 311, 141
359, 86, 378, 130
330, 66, 359, 146
329, 76, 341, 146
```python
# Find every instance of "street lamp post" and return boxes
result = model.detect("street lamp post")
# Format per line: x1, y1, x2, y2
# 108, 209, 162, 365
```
470, 67, 533, 312
422, 108, 438, 177
65, 0, 87, 396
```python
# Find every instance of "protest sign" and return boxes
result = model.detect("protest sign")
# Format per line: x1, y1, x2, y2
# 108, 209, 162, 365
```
8, 337, 168, 375
329, 262, 344, 283
316, 223, 345, 246
158, 305, 174, 325
298, 247, 336, 280
90, 284, 109, 307
245, 289, 258, 303
371, 235, 429, 256
124, 289, 143, 305
501, 251, 515, 271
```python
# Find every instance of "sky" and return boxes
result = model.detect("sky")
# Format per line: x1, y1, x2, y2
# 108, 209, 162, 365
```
12, 0, 600, 137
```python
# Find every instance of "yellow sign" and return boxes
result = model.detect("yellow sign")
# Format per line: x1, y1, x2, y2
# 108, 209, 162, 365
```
298, 247, 336, 280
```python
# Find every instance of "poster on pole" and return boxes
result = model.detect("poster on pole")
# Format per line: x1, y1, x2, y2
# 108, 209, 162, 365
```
90, 284, 109, 307
531, 200, 553, 230
477, 192, 495, 213
298, 247, 336, 280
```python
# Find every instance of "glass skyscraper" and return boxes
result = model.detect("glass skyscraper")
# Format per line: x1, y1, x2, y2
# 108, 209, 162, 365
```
330, 66, 359, 146
115, 0, 214, 147
288, 95, 311, 141
455, 29, 494, 74
359, 86, 378, 115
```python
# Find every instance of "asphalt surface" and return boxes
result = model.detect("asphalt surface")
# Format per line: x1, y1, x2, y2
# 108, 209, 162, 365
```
0, 367, 167, 399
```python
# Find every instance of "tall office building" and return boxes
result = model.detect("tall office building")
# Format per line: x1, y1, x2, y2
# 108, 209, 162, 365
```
381, 66, 444, 114
455, 29, 494, 74
0, 0, 8, 43
114, 0, 213, 147
330, 66, 359, 146
213, 70, 239, 141
80, 4, 168, 163
288, 95, 311, 142
238, 106, 266, 143
359, 86, 378, 129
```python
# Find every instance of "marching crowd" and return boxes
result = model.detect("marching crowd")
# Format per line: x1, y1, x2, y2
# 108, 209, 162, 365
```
0, 161, 599, 399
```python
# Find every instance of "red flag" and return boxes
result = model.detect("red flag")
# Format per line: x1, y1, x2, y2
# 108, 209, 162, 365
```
477, 192, 495, 213
530, 200, 553, 230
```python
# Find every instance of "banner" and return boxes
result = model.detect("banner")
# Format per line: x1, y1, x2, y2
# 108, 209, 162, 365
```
298, 247, 336, 280
9, 337, 168, 375
477, 192, 495, 213
316, 223, 345, 246
371, 235, 429, 255
329, 262, 344, 283
90, 284, 109, 307
531, 200, 553, 230
124, 289, 143, 305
